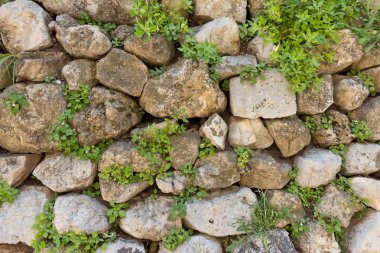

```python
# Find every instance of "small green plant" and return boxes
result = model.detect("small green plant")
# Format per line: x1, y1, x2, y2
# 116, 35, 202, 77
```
286, 218, 310, 239
234, 147, 253, 170
240, 63, 267, 85
305, 113, 333, 133
199, 138, 216, 159
350, 120, 373, 142
149, 66, 167, 79
111, 37, 122, 48
181, 0, 193, 13
82, 182, 101, 198
150, 188, 159, 200
314, 209, 345, 246
332, 176, 368, 208
178, 37, 221, 66
5, 92, 29, 115
0, 53, 16, 85
221, 79, 229, 92
98, 164, 158, 185
64, 85, 90, 113
178, 163, 197, 179
162, 228, 193, 250
106, 202, 128, 224
79, 13, 117, 32
169, 186, 207, 220
348, 70, 376, 96
0, 177, 20, 206
329, 144, 349, 166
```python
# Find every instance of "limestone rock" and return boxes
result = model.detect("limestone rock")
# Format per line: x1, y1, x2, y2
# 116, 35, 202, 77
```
110, 25, 134, 43
240, 153, 292, 189
0, 0, 53, 53
247, 36, 276, 65
140, 59, 227, 118
54, 193, 111, 234
295, 148, 342, 188
0, 186, 53, 246
333, 75, 369, 111
266, 115, 311, 157
194, 151, 240, 190
0, 154, 41, 187
120, 196, 182, 241
162, 0, 189, 18
193, 0, 247, 23
96, 48, 148, 97
96, 238, 146, 253
0, 83, 66, 153
363, 66, 380, 93
72, 87, 142, 146
62, 59, 97, 90
99, 180, 149, 204
342, 143, 380, 176
296, 75, 334, 115
351, 177, 380, 211
195, 17, 240, 55
158, 234, 223, 253
170, 130, 200, 170
0, 59, 12, 90
199, 113, 228, 150
156, 171, 192, 195
214, 55, 257, 81
229, 69, 297, 119
184, 187, 257, 237
247, 0, 265, 18
351, 47, 380, 70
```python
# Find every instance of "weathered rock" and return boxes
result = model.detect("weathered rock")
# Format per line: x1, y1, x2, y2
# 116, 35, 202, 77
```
158, 234, 223, 253
0, 0, 53, 53
318, 29, 363, 74
232, 229, 297, 253
247, 36, 276, 65
0, 154, 41, 187
333, 75, 369, 111
0, 244, 32, 253
342, 143, 380, 176
193, 0, 247, 23
96, 238, 146, 253
350, 96, 380, 141
184, 187, 257, 237
110, 25, 134, 43
351, 177, 380, 211
229, 69, 297, 119
140, 59, 227, 118
33, 153, 97, 193
247, 0, 265, 17
99, 180, 149, 204
199, 113, 228, 150
351, 47, 380, 70
228, 116, 273, 149
54, 193, 111, 234
96, 49, 148, 97
0, 59, 12, 90
0, 83, 66, 153
194, 151, 240, 190
72, 86, 142, 146
240, 153, 291, 189
162, 0, 189, 18
296, 75, 334, 115
265, 115, 311, 157
120, 196, 182, 241
156, 171, 192, 195
170, 130, 200, 170
363, 66, 380, 93
62, 59, 97, 90
214, 55, 257, 81
124, 33, 176, 66
295, 148, 342, 188
0, 186, 53, 246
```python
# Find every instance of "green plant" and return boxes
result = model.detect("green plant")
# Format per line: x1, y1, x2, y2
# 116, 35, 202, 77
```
221, 79, 229, 92
329, 144, 349, 166
305, 113, 333, 133
79, 13, 117, 32
82, 182, 101, 198
332, 176, 368, 208
162, 228, 193, 250
169, 186, 207, 220
181, 0, 193, 13
111, 37, 122, 48
348, 70, 376, 96
350, 120, 373, 142
199, 138, 216, 159
106, 202, 128, 224
149, 66, 167, 79
4, 92, 29, 115
240, 63, 267, 85
178, 163, 197, 179
234, 147, 253, 169
314, 209, 345, 246
286, 218, 310, 239
0, 177, 20, 206
98, 164, 158, 185
0, 54, 16, 85
178, 36, 221, 66
150, 188, 159, 200
64, 85, 90, 113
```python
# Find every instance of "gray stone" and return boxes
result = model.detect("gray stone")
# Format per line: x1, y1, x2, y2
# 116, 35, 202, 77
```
156, 171, 192, 195
342, 143, 380, 176
247, 0, 265, 18
351, 47, 380, 70
363, 66, 380, 93
351, 177, 380, 211
214, 55, 257, 81
96, 238, 146, 253
199, 113, 228, 150
110, 25, 134, 43
247, 36, 276, 65
99, 180, 149, 204
333, 75, 369, 111
193, 0, 247, 23
62, 59, 98, 90
170, 130, 200, 170
158, 234, 223, 253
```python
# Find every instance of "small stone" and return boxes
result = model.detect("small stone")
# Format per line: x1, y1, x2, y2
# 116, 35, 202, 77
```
247, 36, 276, 65
351, 47, 380, 70
295, 148, 342, 188
266, 115, 311, 157
53, 193, 111, 234
296, 75, 334, 115
120, 196, 182, 241
229, 69, 297, 119
184, 187, 257, 237
193, 0, 247, 23
199, 113, 228, 150
240, 153, 292, 189
170, 130, 201, 170
214, 55, 257, 81
158, 234, 223, 253
62, 59, 98, 90
351, 177, 380, 211
156, 171, 192, 195
333, 75, 369, 111
363, 66, 380, 93
0, 154, 41, 187
96, 238, 146, 253
195, 17, 240, 55
342, 143, 380, 176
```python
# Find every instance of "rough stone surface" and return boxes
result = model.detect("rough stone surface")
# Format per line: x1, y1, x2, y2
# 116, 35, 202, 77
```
351, 177, 380, 211
194, 151, 240, 190
247, 36, 276, 65
351, 47, 380, 70
214, 55, 257, 81
0, 154, 41, 187
0, 244, 32, 253
0, 59, 12, 90
200, 113, 228, 150
295, 148, 342, 188
195, 17, 240, 55
72, 86, 142, 146
0, 0, 53, 53
62, 59, 98, 90
296, 75, 334, 115
96, 238, 146, 253
342, 143, 380, 176
0, 83, 66, 153
33, 153, 97, 193
162, 0, 189, 18
99, 180, 149, 204
53, 193, 111, 234
240, 153, 292, 189
247, 0, 265, 17
193, 0, 247, 23
266, 115, 311, 157
229, 69, 297, 119
96, 48, 148, 97
170, 130, 200, 170
0, 186, 53, 246
156, 171, 191, 195
140, 59, 227, 118
158, 234, 223, 253
120, 196, 182, 241
333, 75, 369, 111
184, 187, 257, 237
363, 66, 380, 93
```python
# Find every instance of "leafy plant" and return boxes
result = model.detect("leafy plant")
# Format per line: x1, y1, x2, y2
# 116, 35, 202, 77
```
286, 218, 310, 239
98, 164, 157, 185
150, 188, 159, 200
169, 186, 207, 220
178, 163, 197, 179
240, 63, 267, 85
106, 202, 128, 224
149, 66, 167, 79
332, 176, 368, 208
181, 0, 193, 13
178, 36, 221, 66
199, 138, 216, 159
64, 85, 90, 113
234, 147, 253, 170
0, 176, 20, 206
82, 182, 101, 198
79, 13, 117, 32
221, 79, 229, 92
111, 37, 122, 48
305, 113, 333, 133
4, 92, 29, 115
314, 209, 345, 246
162, 228, 193, 250
0, 54, 16, 85
348, 70, 376, 96
350, 120, 373, 142
329, 144, 349, 166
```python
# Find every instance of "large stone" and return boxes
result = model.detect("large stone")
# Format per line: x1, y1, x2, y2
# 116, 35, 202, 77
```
214, 55, 257, 81
265, 115, 311, 157
295, 148, 342, 188
156, 171, 191, 195
351, 177, 380, 211
194, 151, 240, 190
140, 59, 227, 118
184, 187, 257, 237
170, 130, 200, 170
0, 0, 53, 53
0, 154, 41, 187
99, 180, 149, 204
342, 143, 380, 176
158, 234, 223, 253
199, 113, 228, 150
120, 196, 182, 241
96, 49, 148, 97
363, 66, 380, 93
72, 86, 142, 146
240, 153, 291, 189
247, 36, 276, 65
229, 69, 297, 119
333, 75, 369, 111
296, 75, 334, 115
195, 17, 240, 55
0, 83, 66, 153
318, 29, 363, 74
62, 59, 97, 90
96, 238, 146, 253
124, 33, 176, 66
350, 96, 380, 141
53, 193, 111, 234
33, 153, 97, 193
351, 47, 380, 70
193, 0, 247, 23
0, 186, 53, 246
